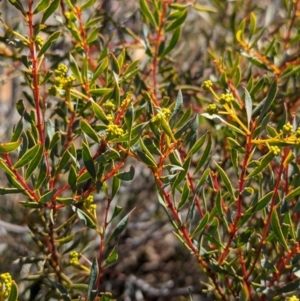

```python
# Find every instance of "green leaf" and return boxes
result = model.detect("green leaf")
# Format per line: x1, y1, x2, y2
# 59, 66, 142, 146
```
80, 119, 100, 143
7, 0, 25, 14
118, 48, 126, 68
11, 117, 23, 142
106, 209, 135, 245
246, 151, 274, 179
0, 187, 24, 195
72, 205, 96, 229
38, 31, 61, 57
91, 101, 109, 124
285, 186, 300, 201
0, 159, 15, 178
55, 233, 75, 244
174, 118, 195, 140
116, 166, 135, 181
244, 88, 252, 129
81, 0, 97, 10
104, 247, 118, 266
244, 191, 273, 215
177, 182, 190, 209
139, 0, 158, 28
92, 57, 109, 81
161, 27, 181, 57
110, 53, 120, 75
249, 12, 257, 39
68, 165, 77, 193
123, 60, 139, 78
20, 201, 42, 208
82, 141, 97, 180
34, 0, 50, 14
16, 99, 32, 123
100, 293, 112, 301
25, 144, 43, 180
7, 281, 18, 301
165, 8, 187, 32
171, 157, 191, 189
192, 4, 217, 13
271, 209, 289, 251
111, 176, 120, 199
40, 189, 56, 203
215, 162, 235, 197
194, 134, 212, 174
235, 228, 254, 247
56, 197, 74, 205
87, 258, 99, 301
227, 137, 245, 153
86, 27, 99, 44
35, 158, 47, 189
240, 283, 250, 301
274, 278, 300, 294
89, 88, 113, 96
187, 132, 207, 157
49, 132, 61, 150
0, 139, 22, 153
69, 54, 82, 83
170, 89, 183, 120
191, 212, 209, 238
136, 150, 157, 168
41, 0, 60, 23
201, 113, 246, 135
55, 148, 71, 174
109, 206, 122, 223
14, 143, 40, 168
254, 80, 278, 122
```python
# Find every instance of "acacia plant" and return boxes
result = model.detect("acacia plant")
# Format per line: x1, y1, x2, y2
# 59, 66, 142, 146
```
0, 0, 300, 300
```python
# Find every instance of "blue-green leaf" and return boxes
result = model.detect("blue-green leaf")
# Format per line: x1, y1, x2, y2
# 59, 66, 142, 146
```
106, 209, 134, 245
116, 166, 135, 181
38, 31, 61, 57
82, 141, 96, 180
244, 88, 252, 129
87, 258, 99, 301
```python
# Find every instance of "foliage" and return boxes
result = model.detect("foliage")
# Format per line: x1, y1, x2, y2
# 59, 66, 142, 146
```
0, 0, 300, 300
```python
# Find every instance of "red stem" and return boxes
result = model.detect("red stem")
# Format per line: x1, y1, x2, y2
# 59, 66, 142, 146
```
218, 131, 253, 264
246, 147, 289, 280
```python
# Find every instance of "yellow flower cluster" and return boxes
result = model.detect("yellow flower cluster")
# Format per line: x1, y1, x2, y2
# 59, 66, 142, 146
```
202, 80, 251, 134
69, 251, 80, 266
54, 74, 75, 89
219, 93, 235, 104
202, 80, 213, 90
282, 122, 293, 135
288, 296, 299, 301
103, 101, 116, 111
0, 272, 12, 299
54, 64, 75, 89
162, 108, 171, 119
151, 113, 163, 124
106, 123, 124, 137
85, 195, 97, 212
55, 63, 68, 76
207, 104, 218, 115
151, 108, 171, 124
35, 36, 44, 49
106, 114, 114, 122
121, 93, 133, 108
269, 145, 280, 156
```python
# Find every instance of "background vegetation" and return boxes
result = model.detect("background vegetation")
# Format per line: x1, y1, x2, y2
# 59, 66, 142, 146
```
0, 0, 300, 300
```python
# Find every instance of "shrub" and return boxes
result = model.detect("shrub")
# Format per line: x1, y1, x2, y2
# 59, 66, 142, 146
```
0, 0, 300, 300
